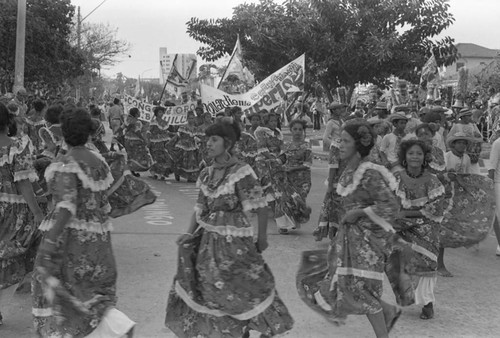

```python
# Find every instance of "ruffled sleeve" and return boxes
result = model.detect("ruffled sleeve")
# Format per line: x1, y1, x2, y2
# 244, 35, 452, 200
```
361, 168, 399, 233
420, 174, 446, 223
52, 171, 78, 216
12, 136, 38, 182
194, 168, 209, 216
235, 165, 268, 211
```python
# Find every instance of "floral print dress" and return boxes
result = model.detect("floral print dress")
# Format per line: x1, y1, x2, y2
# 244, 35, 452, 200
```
254, 126, 283, 202
297, 161, 399, 324
124, 116, 153, 172
32, 153, 133, 337
386, 171, 446, 305
0, 135, 40, 290
235, 131, 259, 171
165, 159, 294, 338
274, 140, 312, 229
148, 118, 175, 177
25, 113, 46, 154
172, 124, 202, 182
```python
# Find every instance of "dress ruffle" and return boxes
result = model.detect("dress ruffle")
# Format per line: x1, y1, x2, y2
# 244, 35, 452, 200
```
197, 164, 258, 199
45, 154, 114, 193
39, 218, 113, 234
336, 161, 397, 197
0, 135, 34, 166
13, 169, 39, 182
396, 184, 445, 209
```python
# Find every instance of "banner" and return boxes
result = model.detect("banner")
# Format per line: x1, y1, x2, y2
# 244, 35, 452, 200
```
201, 54, 305, 116
217, 35, 255, 93
123, 94, 195, 125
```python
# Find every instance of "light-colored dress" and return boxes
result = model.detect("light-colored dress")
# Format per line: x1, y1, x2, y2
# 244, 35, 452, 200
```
297, 161, 399, 324
32, 152, 134, 337
165, 159, 294, 337
0, 135, 40, 290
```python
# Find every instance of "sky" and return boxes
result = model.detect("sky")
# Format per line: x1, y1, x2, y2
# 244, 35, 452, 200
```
71, 0, 500, 79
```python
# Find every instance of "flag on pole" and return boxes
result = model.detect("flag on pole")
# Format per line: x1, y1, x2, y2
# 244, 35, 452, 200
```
134, 76, 141, 97
419, 54, 438, 89
218, 35, 255, 92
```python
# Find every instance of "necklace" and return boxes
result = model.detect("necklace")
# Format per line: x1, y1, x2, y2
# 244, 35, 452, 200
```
406, 168, 423, 179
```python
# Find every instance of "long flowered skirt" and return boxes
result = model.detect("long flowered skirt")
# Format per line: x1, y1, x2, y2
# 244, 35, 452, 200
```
149, 140, 174, 177
165, 228, 294, 337
275, 168, 311, 229
439, 173, 495, 248
124, 138, 153, 172
0, 202, 41, 290
297, 221, 394, 324
172, 145, 200, 182
107, 174, 157, 218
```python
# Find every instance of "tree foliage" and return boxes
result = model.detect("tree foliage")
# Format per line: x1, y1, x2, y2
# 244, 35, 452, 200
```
0, 0, 84, 93
187, 0, 458, 97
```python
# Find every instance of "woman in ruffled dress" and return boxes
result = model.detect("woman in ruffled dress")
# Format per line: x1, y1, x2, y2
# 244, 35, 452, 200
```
297, 120, 401, 338
197, 112, 214, 169
148, 106, 175, 180
32, 108, 135, 337
236, 112, 261, 171
386, 139, 446, 320
123, 107, 153, 176
171, 111, 202, 182
414, 123, 446, 175
274, 119, 312, 234
26, 99, 46, 154
0, 103, 44, 325
89, 107, 109, 154
38, 104, 66, 160
165, 119, 293, 338
254, 112, 283, 207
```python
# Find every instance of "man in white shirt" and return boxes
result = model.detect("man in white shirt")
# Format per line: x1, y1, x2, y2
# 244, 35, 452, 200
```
322, 103, 347, 151
380, 111, 408, 173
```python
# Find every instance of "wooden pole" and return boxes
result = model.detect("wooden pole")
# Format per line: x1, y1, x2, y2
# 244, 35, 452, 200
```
13, 0, 26, 93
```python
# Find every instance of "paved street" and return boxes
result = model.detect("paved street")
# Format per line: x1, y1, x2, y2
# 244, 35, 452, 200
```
3, 155, 500, 338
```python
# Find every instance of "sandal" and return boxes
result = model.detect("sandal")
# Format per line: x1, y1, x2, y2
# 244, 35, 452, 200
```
386, 308, 402, 333
420, 303, 434, 320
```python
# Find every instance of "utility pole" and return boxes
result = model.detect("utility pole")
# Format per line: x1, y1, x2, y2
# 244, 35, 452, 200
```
13, 0, 27, 93
76, 6, 81, 100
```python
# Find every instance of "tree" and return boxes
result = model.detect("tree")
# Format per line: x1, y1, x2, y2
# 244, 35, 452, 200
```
187, 0, 458, 100
0, 0, 85, 93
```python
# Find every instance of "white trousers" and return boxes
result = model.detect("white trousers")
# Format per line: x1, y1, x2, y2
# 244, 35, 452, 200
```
415, 276, 437, 306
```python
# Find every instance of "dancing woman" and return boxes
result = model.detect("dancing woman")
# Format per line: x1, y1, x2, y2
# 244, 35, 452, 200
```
274, 119, 312, 234
235, 112, 261, 170
149, 106, 175, 180
123, 107, 153, 176
32, 108, 135, 337
0, 103, 44, 325
25, 99, 46, 154
171, 111, 202, 182
165, 118, 293, 338
386, 139, 446, 320
297, 120, 401, 338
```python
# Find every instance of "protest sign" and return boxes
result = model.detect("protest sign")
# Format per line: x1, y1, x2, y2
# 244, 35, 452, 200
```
201, 54, 304, 115
123, 94, 195, 125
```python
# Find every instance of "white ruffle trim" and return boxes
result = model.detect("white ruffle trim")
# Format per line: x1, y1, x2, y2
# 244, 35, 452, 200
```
55, 201, 76, 216
44, 155, 113, 192
13, 169, 38, 182
0, 135, 34, 166
39, 218, 113, 234
242, 198, 268, 211
396, 184, 445, 209
197, 221, 254, 237
198, 165, 258, 199
429, 161, 446, 172
0, 192, 27, 204
336, 162, 397, 197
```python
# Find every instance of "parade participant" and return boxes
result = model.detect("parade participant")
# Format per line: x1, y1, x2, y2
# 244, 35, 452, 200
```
171, 110, 201, 182
197, 112, 215, 169
310, 97, 325, 130
32, 108, 135, 337
235, 112, 260, 170
149, 106, 174, 180
165, 118, 294, 338
488, 136, 500, 256
255, 112, 283, 207
297, 120, 401, 338
0, 103, 43, 326
274, 119, 312, 234
26, 99, 46, 153
387, 139, 446, 320
421, 108, 447, 152
415, 123, 446, 174
108, 98, 123, 151
10, 87, 28, 117
451, 108, 483, 174
380, 111, 408, 173
90, 107, 108, 154
38, 104, 65, 159
322, 103, 347, 151
123, 107, 153, 177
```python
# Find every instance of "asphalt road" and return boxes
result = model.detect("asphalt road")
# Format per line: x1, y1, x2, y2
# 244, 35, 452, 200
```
3, 157, 500, 338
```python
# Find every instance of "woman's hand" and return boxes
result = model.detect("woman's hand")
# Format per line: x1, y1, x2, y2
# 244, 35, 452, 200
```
341, 209, 363, 224
176, 233, 193, 245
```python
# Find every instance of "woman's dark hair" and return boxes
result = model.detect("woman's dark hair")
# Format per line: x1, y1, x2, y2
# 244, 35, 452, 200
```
33, 99, 46, 112
60, 108, 92, 147
414, 123, 436, 137
45, 104, 64, 124
90, 106, 102, 118
113, 98, 120, 105
289, 119, 307, 131
129, 107, 140, 118
398, 139, 431, 168
153, 105, 166, 117
205, 118, 241, 152
90, 118, 100, 135
342, 119, 376, 158
263, 112, 279, 126
229, 106, 242, 117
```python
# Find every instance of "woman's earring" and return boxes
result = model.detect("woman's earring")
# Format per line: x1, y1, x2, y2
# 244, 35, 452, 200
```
402, 160, 407, 167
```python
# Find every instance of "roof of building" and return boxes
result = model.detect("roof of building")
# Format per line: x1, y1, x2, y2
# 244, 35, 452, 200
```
457, 43, 500, 59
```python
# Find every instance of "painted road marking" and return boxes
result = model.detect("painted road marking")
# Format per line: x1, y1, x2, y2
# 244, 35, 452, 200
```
143, 198, 174, 226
